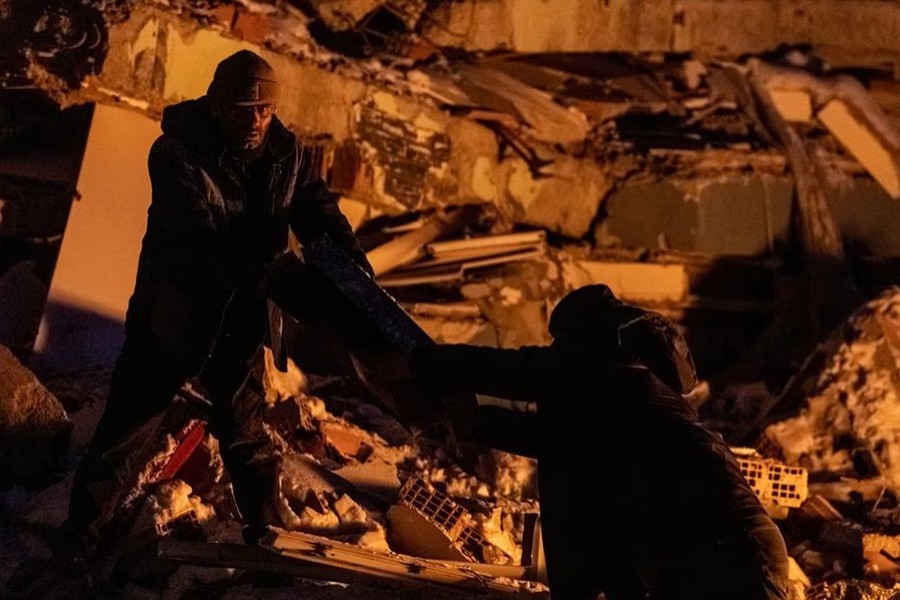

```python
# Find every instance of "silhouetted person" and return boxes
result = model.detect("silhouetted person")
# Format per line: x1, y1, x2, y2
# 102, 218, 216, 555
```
65, 50, 372, 553
407, 284, 789, 600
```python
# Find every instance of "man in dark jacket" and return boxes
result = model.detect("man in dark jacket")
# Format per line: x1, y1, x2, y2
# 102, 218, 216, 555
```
408, 284, 789, 600
66, 50, 373, 547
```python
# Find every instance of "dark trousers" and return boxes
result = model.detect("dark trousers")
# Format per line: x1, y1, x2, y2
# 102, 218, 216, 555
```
66, 335, 189, 539
66, 290, 269, 546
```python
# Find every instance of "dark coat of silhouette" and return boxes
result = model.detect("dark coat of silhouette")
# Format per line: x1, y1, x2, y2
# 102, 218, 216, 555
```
409, 284, 789, 600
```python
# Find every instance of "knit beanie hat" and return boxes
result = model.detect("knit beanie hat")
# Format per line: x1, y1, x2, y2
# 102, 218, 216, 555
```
207, 50, 279, 106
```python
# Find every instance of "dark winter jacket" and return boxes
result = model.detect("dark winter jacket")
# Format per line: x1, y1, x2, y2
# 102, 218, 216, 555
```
125, 97, 371, 374
410, 343, 789, 600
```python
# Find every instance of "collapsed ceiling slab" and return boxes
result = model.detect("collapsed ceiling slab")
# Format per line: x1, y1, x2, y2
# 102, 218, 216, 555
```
422, 0, 900, 68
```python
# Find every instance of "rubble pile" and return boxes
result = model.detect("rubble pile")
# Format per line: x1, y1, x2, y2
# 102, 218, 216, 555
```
0, 349, 546, 598
3, 1, 900, 599
2, 318, 900, 598
749, 287, 900, 598
764, 287, 900, 492
5, 0, 900, 378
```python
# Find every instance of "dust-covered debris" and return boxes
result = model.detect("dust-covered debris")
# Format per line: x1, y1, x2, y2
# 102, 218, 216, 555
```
763, 287, 900, 494
6, 2, 900, 599
808, 579, 900, 600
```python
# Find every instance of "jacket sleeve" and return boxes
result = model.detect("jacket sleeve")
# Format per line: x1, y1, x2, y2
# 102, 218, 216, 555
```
289, 177, 374, 277
408, 344, 550, 404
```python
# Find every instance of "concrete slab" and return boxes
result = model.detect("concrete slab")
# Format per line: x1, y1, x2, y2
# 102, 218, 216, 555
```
818, 98, 900, 199
33, 104, 159, 372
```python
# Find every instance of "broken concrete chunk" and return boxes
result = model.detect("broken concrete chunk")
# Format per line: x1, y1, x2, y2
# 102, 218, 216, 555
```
386, 477, 513, 564
0, 345, 70, 485
453, 64, 591, 145
799, 494, 844, 522
787, 556, 811, 599
262, 346, 307, 405
333, 458, 401, 504
807, 478, 889, 505
444, 119, 500, 203
132, 479, 217, 537
862, 533, 900, 578
321, 422, 367, 460
310, 0, 385, 31
337, 196, 370, 232
502, 155, 610, 238
413, 315, 499, 347
386, 502, 469, 561
818, 99, 900, 199
769, 88, 813, 123
275, 452, 388, 544
562, 260, 689, 304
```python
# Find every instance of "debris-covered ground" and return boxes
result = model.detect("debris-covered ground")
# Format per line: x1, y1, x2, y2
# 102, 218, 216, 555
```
1, 342, 549, 599
4, 1, 900, 599
2, 291, 900, 599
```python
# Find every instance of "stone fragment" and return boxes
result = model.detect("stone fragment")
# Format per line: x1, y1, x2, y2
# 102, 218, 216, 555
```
0, 345, 70, 485
503, 156, 610, 238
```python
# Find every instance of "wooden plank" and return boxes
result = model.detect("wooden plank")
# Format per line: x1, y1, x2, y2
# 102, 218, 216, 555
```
266, 529, 524, 593
366, 206, 480, 276
377, 264, 464, 287
157, 539, 397, 588
426, 231, 546, 255
415, 243, 543, 268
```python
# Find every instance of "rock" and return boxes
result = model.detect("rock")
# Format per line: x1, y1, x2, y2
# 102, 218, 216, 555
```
502, 155, 610, 239
0, 345, 70, 486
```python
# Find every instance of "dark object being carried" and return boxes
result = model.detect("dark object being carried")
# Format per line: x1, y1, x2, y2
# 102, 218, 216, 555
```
273, 233, 477, 445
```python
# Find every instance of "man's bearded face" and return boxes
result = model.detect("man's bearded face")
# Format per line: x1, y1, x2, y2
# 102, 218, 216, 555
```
218, 103, 275, 150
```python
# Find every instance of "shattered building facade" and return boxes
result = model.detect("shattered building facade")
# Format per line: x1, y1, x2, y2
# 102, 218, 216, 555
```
3, 0, 900, 599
